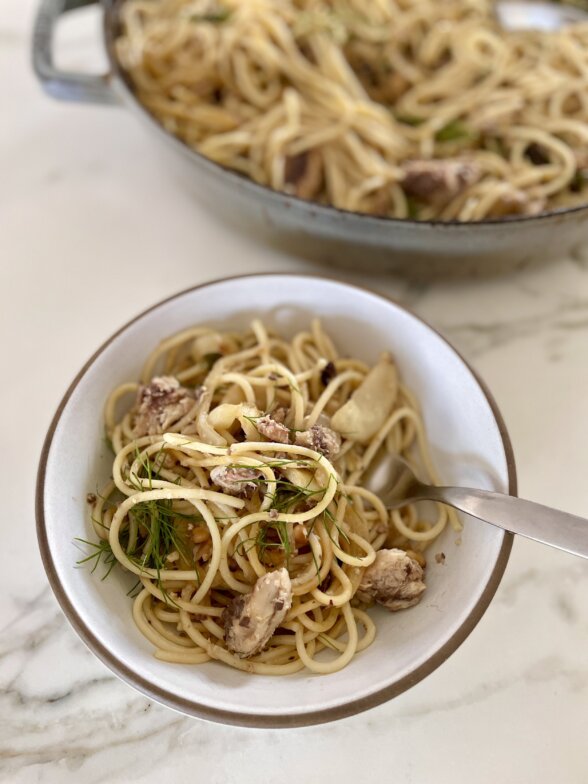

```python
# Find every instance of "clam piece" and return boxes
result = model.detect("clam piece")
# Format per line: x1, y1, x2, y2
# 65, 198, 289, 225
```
223, 568, 293, 658
401, 159, 480, 205
132, 376, 198, 436
330, 353, 398, 443
294, 424, 341, 460
357, 549, 425, 611
284, 150, 323, 200
210, 465, 264, 498
256, 414, 291, 444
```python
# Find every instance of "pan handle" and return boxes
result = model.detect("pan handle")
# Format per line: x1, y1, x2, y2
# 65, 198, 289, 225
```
32, 0, 118, 105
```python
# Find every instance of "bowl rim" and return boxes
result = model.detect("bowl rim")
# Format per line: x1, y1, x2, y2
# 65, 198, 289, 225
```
36, 273, 515, 728
102, 0, 588, 231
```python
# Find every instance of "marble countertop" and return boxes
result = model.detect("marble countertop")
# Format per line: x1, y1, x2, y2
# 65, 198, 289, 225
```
2, 2, 588, 781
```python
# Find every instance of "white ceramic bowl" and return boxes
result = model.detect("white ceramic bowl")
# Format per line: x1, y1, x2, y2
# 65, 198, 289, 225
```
37, 274, 515, 727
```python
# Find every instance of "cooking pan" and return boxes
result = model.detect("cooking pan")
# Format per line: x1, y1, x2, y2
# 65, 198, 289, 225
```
32, 0, 588, 276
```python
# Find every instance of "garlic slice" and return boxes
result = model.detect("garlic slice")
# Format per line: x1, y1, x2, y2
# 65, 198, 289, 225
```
191, 332, 223, 359
330, 353, 398, 443
207, 403, 242, 430
207, 403, 261, 439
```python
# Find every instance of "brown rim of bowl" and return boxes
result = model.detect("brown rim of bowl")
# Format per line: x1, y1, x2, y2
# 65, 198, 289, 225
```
103, 0, 588, 230
36, 273, 516, 729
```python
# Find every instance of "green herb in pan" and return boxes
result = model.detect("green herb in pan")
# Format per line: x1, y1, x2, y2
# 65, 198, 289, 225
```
190, 8, 231, 23
395, 114, 426, 127
435, 120, 476, 143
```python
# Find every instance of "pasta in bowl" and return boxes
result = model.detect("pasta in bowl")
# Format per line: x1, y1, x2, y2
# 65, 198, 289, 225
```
37, 275, 514, 725
92, 319, 459, 675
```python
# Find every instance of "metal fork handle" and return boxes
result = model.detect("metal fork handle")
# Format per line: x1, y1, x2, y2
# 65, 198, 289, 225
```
32, 0, 118, 104
423, 486, 588, 559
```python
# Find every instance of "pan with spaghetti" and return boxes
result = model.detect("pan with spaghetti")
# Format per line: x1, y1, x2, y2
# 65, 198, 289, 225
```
33, 0, 588, 274
37, 275, 515, 726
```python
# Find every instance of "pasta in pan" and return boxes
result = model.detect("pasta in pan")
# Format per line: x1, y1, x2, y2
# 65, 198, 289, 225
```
115, 0, 588, 221
84, 319, 459, 674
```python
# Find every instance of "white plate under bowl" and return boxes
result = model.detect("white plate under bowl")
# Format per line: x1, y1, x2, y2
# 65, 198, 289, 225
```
36, 274, 515, 727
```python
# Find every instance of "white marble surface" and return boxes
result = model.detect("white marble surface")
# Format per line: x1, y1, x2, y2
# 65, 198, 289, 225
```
2, 2, 588, 781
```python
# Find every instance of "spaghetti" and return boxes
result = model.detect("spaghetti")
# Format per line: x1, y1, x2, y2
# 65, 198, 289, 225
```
85, 319, 459, 674
115, 0, 588, 221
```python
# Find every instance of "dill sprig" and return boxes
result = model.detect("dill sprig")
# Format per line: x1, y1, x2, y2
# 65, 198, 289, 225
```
265, 465, 328, 515
322, 506, 350, 546
258, 520, 293, 562
75, 538, 117, 580
190, 7, 231, 23
242, 413, 263, 422
233, 473, 327, 575
79, 438, 333, 598
219, 460, 327, 514
266, 480, 325, 514
78, 497, 206, 602
127, 494, 206, 597
78, 447, 206, 600
233, 475, 325, 559
236, 519, 294, 565
126, 579, 142, 598
226, 457, 317, 470
129, 444, 167, 491
435, 119, 478, 143
395, 113, 425, 127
